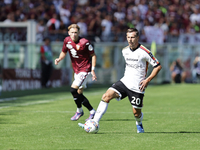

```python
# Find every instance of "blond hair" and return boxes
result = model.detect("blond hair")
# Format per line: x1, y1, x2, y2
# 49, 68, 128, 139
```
68, 24, 80, 31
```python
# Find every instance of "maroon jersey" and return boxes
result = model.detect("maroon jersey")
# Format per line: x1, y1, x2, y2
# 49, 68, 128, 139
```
62, 36, 95, 74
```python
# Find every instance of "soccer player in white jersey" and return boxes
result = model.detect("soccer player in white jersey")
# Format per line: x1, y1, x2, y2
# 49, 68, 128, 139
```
79, 28, 162, 133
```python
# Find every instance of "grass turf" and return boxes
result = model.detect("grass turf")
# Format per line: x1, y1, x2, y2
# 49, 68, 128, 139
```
0, 84, 200, 150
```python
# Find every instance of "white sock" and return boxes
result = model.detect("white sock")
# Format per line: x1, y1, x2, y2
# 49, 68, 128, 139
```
135, 112, 143, 125
89, 109, 96, 114
93, 100, 108, 123
77, 107, 83, 113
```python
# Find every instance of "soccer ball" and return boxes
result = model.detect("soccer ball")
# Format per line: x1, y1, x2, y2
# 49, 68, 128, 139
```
84, 119, 99, 134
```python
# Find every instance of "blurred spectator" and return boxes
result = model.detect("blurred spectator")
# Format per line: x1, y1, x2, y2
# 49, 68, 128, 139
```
138, 0, 148, 20
126, 4, 135, 23
46, 4, 57, 18
77, 17, 87, 37
53, 0, 63, 14
87, 11, 102, 42
4, 0, 12, 5
130, 16, 143, 32
57, 20, 68, 41
112, 20, 127, 42
1, 0, 200, 43
28, 8, 38, 21
101, 14, 113, 42
142, 19, 165, 44
59, 3, 71, 27
40, 37, 53, 88
20, 0, 34, 14
181, 11, 191, 31
192, 56, 200, 83
113, 3, 126, 22
36, 19, 47, 42
168, 22, 179, 42
77, 0, 88, 6
15, 9, 25, 21
46, 13, 60, 41
154, 17, 169, 42
189, 8, 200, 25
185, 22, 196, 34
3, 12, 15, 23
170, 59, 186, 83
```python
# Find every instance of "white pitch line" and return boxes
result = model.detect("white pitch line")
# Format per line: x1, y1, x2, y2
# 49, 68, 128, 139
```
0, 90, 104, 110
0, 97, 68, 110
0, 97, 17, 102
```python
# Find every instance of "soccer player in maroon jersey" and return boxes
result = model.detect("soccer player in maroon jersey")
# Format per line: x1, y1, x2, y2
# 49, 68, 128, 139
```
55, 24, 97, 121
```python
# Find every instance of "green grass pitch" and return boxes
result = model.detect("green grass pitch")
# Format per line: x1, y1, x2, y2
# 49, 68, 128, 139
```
0, 84, 200, 150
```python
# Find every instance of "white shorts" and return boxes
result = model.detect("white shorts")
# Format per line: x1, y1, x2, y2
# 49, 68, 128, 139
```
72, 72, 91, 89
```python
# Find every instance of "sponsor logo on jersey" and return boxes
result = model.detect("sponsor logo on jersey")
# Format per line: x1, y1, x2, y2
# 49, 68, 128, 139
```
126, 58, 138, 61
66, 44, 73, 49
126, 63, 142, 69
76, 44, 80, 50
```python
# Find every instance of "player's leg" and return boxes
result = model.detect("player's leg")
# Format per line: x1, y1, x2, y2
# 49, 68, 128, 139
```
93, 81, 127, 123
133, 108, 144, 133
128, 91, 144, 133
70, 85, 84, 121
78, 81, 126, 128
71, 72, 95, 121
92, 88, 119, 123
77, 88, 96, 121
70, 72, 88, 121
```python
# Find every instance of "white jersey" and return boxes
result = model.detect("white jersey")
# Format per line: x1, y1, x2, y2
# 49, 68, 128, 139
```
120, 44, 160, 94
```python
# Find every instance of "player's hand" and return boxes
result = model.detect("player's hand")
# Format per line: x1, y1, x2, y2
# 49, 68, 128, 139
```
55, 58, 60, 65
139, 79, 149, 92
91, 70, 97, 81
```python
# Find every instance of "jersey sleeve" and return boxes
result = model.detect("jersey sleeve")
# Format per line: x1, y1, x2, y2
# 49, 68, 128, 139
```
86, 41, 95, 55
145, 51, 160, 67
140, 45, 160, 67
62, 38, 68, 53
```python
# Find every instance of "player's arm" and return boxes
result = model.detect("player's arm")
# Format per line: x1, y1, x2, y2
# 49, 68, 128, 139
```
139, 65, 162, 91
55, 51, 67, 65
91, 53, 97, 81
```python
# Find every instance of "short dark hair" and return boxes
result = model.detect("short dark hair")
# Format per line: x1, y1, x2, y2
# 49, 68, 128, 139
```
127, 28, 139, 37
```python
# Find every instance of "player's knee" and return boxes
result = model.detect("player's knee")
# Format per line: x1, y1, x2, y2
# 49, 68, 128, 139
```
70, 87, 78, 96
134, 112, 141, 118
133, 109, 142, 117
102, 93, 112, 103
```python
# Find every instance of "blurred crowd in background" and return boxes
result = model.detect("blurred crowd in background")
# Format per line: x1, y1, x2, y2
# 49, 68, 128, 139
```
0, 0, 200, 43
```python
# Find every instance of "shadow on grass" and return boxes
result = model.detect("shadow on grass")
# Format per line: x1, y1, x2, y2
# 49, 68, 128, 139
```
98, 131, 200, 134
101, 119, 133, 121
145, 131, 200, 134
0, 110, 24, 124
